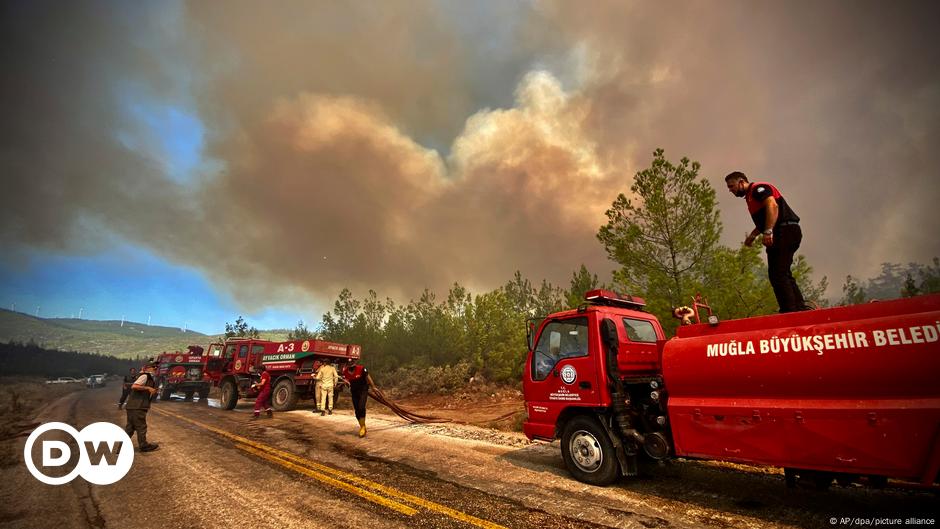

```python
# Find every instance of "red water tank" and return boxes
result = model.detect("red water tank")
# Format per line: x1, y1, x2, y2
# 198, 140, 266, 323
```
661, 294, 940, 484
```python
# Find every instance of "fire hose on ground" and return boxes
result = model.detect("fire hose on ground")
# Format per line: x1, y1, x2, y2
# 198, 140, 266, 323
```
366, 386, 521, 426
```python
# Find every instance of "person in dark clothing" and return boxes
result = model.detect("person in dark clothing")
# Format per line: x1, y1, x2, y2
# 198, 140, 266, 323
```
125, 360, 160, 452
726, 171, 810, 313
118, 367, 137, 409
342, 358, 375, 437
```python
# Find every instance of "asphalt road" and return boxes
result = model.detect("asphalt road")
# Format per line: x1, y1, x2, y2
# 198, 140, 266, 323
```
1, 387, 936, 529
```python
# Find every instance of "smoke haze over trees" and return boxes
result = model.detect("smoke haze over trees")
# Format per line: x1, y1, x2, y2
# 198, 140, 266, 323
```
2, 0, 938, 324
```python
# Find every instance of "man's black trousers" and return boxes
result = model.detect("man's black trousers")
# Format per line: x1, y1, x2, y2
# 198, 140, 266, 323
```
350, 384, 368, 420
767, 223, 807, 313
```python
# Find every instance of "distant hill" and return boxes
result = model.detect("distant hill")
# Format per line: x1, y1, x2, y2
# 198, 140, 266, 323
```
0, 309, 293, 359
0, 309, 213, 359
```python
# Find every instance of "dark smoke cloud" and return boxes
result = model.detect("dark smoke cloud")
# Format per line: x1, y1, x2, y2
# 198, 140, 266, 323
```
2, 0, 938, 311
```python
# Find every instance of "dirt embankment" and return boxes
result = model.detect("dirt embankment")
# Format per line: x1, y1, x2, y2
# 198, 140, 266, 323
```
378, 383, 525, 431
0, 378, 86, 467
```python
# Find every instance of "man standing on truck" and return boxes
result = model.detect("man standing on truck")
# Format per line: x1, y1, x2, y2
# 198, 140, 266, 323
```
251, 364, 273, 419
316, 359, 338, 416
117, 366, 136, 409
125, 360, 160, 452
725, 171, 809, 313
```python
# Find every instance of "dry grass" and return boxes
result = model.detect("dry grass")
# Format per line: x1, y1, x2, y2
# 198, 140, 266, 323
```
0, 377, 84, 467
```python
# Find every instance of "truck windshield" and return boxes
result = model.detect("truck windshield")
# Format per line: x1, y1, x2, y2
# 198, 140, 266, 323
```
532, 317, 588, 381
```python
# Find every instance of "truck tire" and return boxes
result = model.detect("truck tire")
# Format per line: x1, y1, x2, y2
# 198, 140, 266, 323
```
220, 380, 238, 410
272, 378, 298, 411
159, 380, 172, 401
561, 415, 619, 486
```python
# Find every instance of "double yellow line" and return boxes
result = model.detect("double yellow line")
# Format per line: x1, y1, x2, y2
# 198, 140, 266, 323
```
153, 408, 507, 529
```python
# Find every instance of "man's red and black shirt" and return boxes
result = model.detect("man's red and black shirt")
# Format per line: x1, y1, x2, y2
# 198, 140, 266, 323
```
746, 181, 800, 231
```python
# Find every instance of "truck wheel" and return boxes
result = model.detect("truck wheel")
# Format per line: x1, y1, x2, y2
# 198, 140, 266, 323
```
184, 390, 195, 402
159, 380, 172, 401
220, 381, 238, 410
561, 415, 619, 486
272, 379, 298, 411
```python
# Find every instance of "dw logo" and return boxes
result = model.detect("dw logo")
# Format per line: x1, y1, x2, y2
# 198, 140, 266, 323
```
23, 422, 134, 485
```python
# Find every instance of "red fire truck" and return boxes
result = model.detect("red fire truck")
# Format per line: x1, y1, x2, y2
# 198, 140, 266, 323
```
203, 337, 361, 411
155, 345, 211, 402
523, 290, 940, 488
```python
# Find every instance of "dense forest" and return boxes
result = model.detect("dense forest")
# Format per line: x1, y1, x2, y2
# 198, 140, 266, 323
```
0, 341, 142, 379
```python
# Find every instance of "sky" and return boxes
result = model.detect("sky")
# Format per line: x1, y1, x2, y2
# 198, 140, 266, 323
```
1, 0, 938, 334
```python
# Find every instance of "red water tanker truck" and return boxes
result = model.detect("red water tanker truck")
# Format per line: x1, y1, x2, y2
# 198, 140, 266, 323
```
522, 290, 940, 488
203, 337, 361, 411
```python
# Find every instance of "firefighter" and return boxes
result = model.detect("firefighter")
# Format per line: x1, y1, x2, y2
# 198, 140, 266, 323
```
315, 359, 338, 415
251, 363, 273, 419
725, 171, 810, 313
342, 358, 375, 437
117, 366, 137, 409
124, 360, 160, 452
311, 359, 323, 413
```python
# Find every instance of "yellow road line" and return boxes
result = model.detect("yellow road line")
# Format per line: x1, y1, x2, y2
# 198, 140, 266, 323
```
154, 408, 508, 529
234, 443, 418, 516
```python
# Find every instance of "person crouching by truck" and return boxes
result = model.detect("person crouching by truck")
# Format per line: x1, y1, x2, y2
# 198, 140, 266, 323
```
125, 360, 160, 452
342, 358, 375, 438
251, 364, 273, 419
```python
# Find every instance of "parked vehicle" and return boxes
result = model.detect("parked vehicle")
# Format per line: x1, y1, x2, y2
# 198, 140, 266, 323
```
155, 346, 211, 402
203, 337, 361, 411
46, 377, 83, 384
522, 289, 940, 489
85, 374, 106, 388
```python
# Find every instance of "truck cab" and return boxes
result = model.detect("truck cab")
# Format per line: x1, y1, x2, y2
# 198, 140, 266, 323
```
523, 290, 670, 484
204, 338, 275, 409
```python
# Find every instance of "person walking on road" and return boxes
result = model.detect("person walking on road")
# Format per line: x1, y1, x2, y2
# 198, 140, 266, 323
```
125, 360, 160, 452
342, 358, 375, 437
725, 171, 810, 313
251, 363, 273, 419
118, 367, 137, 409
316, 359, 338, 416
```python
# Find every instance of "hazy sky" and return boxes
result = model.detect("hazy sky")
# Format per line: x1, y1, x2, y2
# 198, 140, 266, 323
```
2, 0, 938, 333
